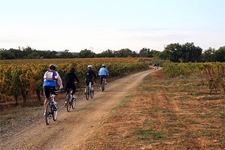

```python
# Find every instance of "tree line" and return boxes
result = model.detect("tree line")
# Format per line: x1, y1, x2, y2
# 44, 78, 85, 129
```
0, 42, 225, 62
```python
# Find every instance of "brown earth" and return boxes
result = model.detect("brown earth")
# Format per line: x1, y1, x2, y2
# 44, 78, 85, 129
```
1, 67, 157, 150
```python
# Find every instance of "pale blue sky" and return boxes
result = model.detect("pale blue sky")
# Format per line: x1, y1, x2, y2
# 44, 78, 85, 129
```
0, 0, 224, 53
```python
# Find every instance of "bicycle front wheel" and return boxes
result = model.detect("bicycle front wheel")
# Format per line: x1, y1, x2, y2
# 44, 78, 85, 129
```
67, 94, 72, 112
72, 98, 76, 109
45, 102, 51, 125
91, 89, 94, 99
52, 107, 57, 121
86, 86, 89, 100
102, 80, 105, 92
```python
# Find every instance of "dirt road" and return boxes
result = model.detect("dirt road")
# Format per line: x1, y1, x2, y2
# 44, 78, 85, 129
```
1, 69, 155, 150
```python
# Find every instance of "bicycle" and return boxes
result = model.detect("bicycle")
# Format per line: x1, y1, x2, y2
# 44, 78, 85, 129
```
45, 94, 57, 125
101, 78, 106, 92
85, 81, 94, 100
65, 88, 76, 112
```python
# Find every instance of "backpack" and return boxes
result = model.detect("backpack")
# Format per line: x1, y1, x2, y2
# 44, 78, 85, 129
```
46, 71, 56, 81
86, 69, 92, 76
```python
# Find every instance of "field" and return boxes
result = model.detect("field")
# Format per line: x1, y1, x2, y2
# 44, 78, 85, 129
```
83, 70, 225, 149
1, 60, 225, 149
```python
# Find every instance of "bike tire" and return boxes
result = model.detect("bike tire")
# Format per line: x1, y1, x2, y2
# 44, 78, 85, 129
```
67, 94, 71, 112
102, 80, 105, 92
45, 101, 51, 125
53, 107, 57, 121
86, 86, 89, 100
72, 98, 76, 109
90, 89, 94, 99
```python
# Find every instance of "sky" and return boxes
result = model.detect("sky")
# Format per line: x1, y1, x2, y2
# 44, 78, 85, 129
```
0, 0, 224, 53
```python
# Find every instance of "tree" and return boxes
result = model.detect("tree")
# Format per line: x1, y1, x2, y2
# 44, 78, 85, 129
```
0, 50, 15, 59
115, 48, 132, 57
139, 48, 150, 57
201, 47, 216, 62
162, 43, 182, 62
99, 49, 115, 57
79, 49, 95, 58
215, 46, 225, 62
181, 42, 202, 62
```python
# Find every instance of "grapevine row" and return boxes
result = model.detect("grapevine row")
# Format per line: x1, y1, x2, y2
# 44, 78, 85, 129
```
163, 62, 225, 94
0, 58, 148, 104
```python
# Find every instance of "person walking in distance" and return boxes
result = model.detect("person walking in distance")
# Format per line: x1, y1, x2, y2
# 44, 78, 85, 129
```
85, 65, 97, 92
64, 67, 80, 105
98, 64, 109, 89
43, 64, 63, 115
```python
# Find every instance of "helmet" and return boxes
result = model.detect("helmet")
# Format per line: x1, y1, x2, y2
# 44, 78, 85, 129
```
102, 64, 106, 67
49, 64, 56, 70
88, 65, 92, 68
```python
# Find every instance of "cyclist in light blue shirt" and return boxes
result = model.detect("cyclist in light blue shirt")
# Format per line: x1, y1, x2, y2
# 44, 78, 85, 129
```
98, 64, 109, 89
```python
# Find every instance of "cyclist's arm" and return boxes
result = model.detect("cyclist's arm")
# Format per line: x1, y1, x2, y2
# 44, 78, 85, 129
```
56, 73, 63, 89
74, 73, 80, 83
92, 71, 97, 79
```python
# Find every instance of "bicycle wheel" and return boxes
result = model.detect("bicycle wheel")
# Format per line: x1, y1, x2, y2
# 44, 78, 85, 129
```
90, 89, 94, 99
102, 80, 105, 92
52, 107, 57, 121
72, 97, 76, 109
45, 101, 51, 125
86, 86, 89, 100
67, 94, 71, 112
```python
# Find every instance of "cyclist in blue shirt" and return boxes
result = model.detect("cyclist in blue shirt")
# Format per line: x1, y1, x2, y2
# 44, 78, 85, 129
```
98, 64, 109, 89
43, 64, 63, 115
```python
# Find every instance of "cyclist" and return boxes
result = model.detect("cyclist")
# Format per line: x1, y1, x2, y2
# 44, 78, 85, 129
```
43, 64, 63, 115
98, 64, 109, 89
64, 67, 80, 105
85, 65, 97, 92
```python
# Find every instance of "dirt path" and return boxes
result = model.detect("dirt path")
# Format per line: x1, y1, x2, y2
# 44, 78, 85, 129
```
1, 69, 156, 150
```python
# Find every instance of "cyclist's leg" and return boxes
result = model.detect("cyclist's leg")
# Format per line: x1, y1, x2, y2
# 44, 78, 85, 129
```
72, 86, 76, 98
43, 86, 50, 109
103, 75, 107, 84
100, 75, 103, 87
85, 80, 89, 92
91, 80, 94, 90
52, 87, 58, 102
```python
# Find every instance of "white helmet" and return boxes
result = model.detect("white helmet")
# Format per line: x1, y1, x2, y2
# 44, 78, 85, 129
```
88, 65, 92, 68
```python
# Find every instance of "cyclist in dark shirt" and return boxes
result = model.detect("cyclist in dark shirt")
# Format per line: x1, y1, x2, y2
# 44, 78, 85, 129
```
85, 65, 97, 91
64, 68, 80, 104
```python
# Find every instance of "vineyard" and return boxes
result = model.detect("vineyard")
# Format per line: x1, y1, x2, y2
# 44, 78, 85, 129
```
0, 58, 150, 105
163, 62, 225, 94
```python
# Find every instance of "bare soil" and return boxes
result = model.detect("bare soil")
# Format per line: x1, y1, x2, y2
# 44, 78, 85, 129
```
1, 68, 156, 150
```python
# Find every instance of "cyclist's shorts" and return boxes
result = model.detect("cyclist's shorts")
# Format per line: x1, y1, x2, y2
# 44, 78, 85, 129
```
100, 75, 107, 84
43, 86, 58, 98
86, 79, 93, 86
65, 85, 76, 94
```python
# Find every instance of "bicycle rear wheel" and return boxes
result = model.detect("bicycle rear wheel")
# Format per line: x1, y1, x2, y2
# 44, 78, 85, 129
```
72, 97, 76, 109
45, 101, 51, 125
86, 86, 89, 100
102, 80, 105, 92
67, 94, 72, 112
